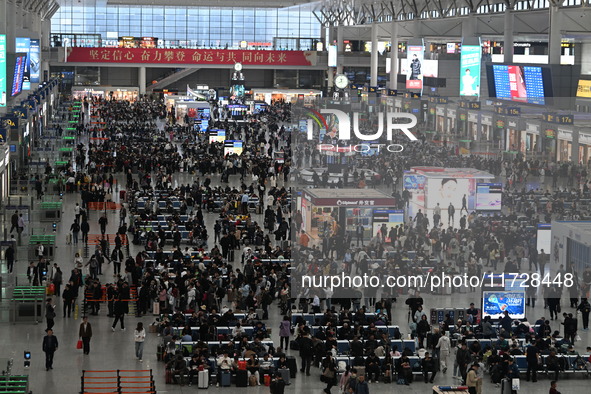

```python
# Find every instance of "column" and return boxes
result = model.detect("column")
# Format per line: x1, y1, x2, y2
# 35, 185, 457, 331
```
139, 67, 146, 94
336, 26, 344, 74
389, 20, 399, 90
462, 13, 477, 38
370, 23, 378, 87
548, 5, 562, 65
503, 8, 514, 63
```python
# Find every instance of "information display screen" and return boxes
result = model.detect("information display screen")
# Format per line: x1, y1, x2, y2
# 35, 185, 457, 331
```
536, 223, 551, 254
197, 107, 210, 120
491, 65, 547, 105
0, 35, 6, 107
224, 140, 243, 156
372, 209, 404, 242
476, 183, 502, 210
15, 37, 30, 90
482, 291, 526, 319
208, 129, 226, 143
11, 55, 26, 96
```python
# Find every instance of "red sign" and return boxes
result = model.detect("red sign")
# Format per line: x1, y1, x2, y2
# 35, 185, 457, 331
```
406, 79, 422, 89
311, 198, 396, 207
66, 48, 316, 66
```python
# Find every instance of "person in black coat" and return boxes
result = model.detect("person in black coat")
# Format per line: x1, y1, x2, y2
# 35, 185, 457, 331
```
422, 352, 437, 383
297, 332, 314, 376
42, 329, 59, 371
112, 296, 127, 331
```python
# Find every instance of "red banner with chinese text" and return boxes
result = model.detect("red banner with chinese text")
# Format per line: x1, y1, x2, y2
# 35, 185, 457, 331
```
66, 48, 316, 66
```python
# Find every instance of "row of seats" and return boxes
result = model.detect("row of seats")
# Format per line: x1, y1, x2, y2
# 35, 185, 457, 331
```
307, 325, 401, 339
512, 354, 590, 374
176, 340, 275, 355
171, 325, 254, 337
291, 313, 379, 326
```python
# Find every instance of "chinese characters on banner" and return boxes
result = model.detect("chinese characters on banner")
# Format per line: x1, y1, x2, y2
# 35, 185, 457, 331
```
66, 48, 317, 66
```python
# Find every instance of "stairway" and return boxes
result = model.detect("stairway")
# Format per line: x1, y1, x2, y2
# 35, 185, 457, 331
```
147, 68, 200, 92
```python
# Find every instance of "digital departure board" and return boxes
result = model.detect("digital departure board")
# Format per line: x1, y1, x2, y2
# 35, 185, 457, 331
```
489, 64, 549, 105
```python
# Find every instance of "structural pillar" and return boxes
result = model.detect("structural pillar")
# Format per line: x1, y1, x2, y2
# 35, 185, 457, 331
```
549, 5, 563, 65
389, 20, 399, 90
336, 26, 344, 74
370, 23, 378, 87
139, 67, 146, 94
503, 9, 514, 63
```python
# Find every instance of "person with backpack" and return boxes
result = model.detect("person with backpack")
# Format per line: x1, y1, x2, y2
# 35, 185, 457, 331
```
321, 354, 337, 394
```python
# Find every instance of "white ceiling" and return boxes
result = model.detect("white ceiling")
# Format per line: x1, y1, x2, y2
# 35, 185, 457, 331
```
105, 0, 317, 8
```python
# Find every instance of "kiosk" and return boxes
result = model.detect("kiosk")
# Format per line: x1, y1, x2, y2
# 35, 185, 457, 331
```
299, 188, 399, 244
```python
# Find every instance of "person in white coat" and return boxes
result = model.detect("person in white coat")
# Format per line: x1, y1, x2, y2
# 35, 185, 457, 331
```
436, 333, 452, 373
134, 322, 146, 361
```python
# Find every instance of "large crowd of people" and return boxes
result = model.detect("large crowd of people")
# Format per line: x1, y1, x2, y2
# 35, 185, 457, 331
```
19, 92, 591, 394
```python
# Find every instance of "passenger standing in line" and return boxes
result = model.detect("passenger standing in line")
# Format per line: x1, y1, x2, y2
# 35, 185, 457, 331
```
112, 295, 127, 331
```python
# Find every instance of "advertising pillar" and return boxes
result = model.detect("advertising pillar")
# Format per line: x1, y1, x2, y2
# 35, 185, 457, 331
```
406, 39, 425, 94
459, 38, 482, 98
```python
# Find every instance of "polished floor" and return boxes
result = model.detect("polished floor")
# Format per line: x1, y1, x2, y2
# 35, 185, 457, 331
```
1, 113, 590, 394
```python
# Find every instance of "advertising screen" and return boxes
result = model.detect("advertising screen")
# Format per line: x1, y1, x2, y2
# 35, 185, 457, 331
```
536, 223, 551, 254
405, 45, 424, 90
15, 37, 30, 90
400, 59, 438, 78
224, 140, 243, 156
228, 104, 248, 117
491, 65, 546, 105
328, 45, 337, 67
0, 34, 6, 107
29, 39, 40, 83
476, 183, 502, 210
426, 178, 470, 209
577, 80, 591, 98
482, 291, 526, 319
208, 129, 226, 143
372, 209, 405, 242
11, 55, 26, 96
459, 44, 481, 97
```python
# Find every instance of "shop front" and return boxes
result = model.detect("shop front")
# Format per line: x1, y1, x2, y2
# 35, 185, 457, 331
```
457, 108, 467, 137
467, 111, 480, 141
435, 105, 446, 133
505, 118, 521, 153
251, 89, 322, 106
578, 130, 591, 164
556, 127, 573, 162
481, 114, 493, 142
299, 188, 398, 245
71, 86, 139, 101
446, 108, 457, 136
523, 121, 541, 158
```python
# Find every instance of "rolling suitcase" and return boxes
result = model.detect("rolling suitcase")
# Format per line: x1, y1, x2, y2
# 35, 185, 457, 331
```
198, 370, 209, 389
286, 356, 297, 378
228, 249, 235, 262
120, 190, 126, 201
153, 301, 160, 315
501, 378, 512, 394
278, 368, 290, 385
220, 370, 231, 387
157, 344, 165, 361
165, 369, 172, 384
236, 369, 248, 387
264, 374, 271, 386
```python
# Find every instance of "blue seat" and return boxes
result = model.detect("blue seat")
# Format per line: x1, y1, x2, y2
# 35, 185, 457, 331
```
402, 340, 416, 354
337, 340, 350, 355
